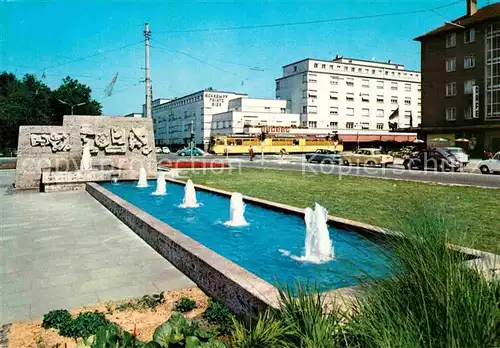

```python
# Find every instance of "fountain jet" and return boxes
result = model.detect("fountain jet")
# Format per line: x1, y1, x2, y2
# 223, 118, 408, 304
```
224, 192, 248, 227
80, 144, 91, 171
152, 172, 167, 195
288, 203, 334, 263
136, 167, 148, 188
179, 179, 200, 208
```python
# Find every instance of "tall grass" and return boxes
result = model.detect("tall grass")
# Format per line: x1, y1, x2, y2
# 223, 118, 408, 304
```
348, 207, 500, 348
231, 207, 500, 348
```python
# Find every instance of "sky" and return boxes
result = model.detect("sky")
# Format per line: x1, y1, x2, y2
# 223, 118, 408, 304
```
0, 0, 485, 115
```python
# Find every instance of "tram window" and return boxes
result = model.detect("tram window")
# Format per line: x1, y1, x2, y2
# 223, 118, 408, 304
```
236, 139, 243, 145
293, 140, 300, 145
216, 139, 225, 145
227, 140, 235, 146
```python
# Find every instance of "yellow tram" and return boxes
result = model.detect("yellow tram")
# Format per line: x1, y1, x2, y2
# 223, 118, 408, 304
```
209, 134, 343, 155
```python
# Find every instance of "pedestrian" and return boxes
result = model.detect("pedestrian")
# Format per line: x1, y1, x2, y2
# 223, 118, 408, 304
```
249, 145, 255, 161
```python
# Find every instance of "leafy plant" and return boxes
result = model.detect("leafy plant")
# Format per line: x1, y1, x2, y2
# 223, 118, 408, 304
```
151, 311, 224, 347
174, 297, 198, 313
41, 309, 72, 330
59, 311, 111, 339
203, 300, 234, 334
116, 292, 165, 312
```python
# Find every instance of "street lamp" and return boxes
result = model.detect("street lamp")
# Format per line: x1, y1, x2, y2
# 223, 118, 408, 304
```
57, 99, 86, 115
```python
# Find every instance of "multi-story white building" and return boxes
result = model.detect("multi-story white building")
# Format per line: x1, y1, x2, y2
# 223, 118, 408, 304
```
276, 56, 421, 131
212, 97, 299, 134
149, 90, 246, 148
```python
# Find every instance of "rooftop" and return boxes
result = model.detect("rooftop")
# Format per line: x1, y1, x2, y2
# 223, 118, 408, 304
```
414, 2, 500, 41
282, 57, 406, 69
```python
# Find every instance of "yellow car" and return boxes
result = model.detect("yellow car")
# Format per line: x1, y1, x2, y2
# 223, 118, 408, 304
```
341, 148, 394, 167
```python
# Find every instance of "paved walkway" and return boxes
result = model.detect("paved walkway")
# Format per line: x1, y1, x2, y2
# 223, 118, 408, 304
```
0, 170, 193, 325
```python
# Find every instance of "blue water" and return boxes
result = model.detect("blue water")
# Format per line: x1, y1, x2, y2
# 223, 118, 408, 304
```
101, 180, 393, 291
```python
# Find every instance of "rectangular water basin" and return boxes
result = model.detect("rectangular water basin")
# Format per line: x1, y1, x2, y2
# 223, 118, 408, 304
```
100, 180, 394, 292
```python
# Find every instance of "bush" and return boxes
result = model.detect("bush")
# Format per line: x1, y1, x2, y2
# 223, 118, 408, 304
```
115, 292, 165, 312
203, 299, 234, 334
174, 297, 198, 313
41, 309, 72, 330
59, 311, 111, 339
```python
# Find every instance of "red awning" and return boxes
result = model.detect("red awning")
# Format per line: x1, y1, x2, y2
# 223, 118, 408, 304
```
339, 134, 416, 143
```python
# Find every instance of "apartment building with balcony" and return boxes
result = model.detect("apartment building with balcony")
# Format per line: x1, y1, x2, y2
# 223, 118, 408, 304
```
275, 56, 421, 131
414, 0, 500, 154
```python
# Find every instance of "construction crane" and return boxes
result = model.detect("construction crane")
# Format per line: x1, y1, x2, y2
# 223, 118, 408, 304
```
105, 73, 119, 97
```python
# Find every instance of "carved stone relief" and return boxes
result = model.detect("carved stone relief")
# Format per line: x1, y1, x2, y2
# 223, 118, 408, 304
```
30, 133, 71, 152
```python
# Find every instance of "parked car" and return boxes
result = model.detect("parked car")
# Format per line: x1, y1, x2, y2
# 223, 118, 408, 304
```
403, 148, 461, 172
305, 149, 342, 164
478, 151, 500, 174
341, 148, 394, 167
162, 146, 171, 154
177, 147, 206, 156
444, 147, 469, 167
155, 147, 162, 154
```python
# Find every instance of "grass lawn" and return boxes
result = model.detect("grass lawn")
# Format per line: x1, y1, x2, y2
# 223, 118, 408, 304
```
184, 168, 500, 254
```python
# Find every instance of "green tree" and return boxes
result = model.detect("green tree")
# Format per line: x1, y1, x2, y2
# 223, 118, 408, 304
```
51, 76, 102, 124
0, 73, 53, 151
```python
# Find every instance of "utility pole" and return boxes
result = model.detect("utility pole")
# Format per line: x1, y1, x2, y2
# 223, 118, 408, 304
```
190, 120, 194, 161
144, 22, 152, 118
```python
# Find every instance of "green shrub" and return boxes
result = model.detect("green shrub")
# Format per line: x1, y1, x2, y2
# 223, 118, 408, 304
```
151, 311, 224, 347
116, 292, 165, 312
347, 207, 500, 348
203, 299, 234, 334
174, 297, 198, 313
41, 309, 72, 330
59, 311, 111, 339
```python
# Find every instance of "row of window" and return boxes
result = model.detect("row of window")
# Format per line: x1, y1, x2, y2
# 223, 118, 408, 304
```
308, 90, 418, 105
304, 74, 418, 91
303, 105, 420, 118
445, 106, 477, 121
306, 121, 386, 130
302, 62, 420, 79
445, 28, 476, 48
445, 54, 476, 72
445, 79, 476, 96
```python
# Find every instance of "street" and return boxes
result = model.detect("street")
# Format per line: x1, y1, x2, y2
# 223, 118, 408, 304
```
158, 154, 500, 188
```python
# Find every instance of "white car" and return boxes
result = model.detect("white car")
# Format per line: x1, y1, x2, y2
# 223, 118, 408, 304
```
478, 152, 500, 174
162, 146, 171, 154
444, 147, 469, 167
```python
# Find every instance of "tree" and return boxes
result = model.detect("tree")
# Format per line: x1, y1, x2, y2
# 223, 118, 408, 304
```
51, 76, 102, 124
0, 73, 53, 150
0, 72, 102, 151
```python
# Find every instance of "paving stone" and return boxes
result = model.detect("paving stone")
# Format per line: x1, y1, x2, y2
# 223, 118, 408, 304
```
0, 171, 192, 325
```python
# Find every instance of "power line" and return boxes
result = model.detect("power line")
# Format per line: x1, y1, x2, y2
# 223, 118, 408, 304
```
151, 40, 281, 73
155, 0, 462, 34
150, 40, 249, 80
42, 41, 142, 71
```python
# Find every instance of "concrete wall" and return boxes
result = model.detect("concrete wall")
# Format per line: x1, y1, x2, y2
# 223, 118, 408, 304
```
15, 116, 157, 189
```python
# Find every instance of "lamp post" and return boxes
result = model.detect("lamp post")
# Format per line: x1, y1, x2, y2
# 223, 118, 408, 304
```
57, 99, 86, 115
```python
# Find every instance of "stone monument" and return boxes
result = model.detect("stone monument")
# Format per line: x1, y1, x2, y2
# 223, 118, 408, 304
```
15, 115, 157, 191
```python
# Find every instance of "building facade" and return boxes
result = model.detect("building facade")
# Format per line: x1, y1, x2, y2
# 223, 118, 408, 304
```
211, 97, 299, 134
275, 56, 421, 131
415, 0, 500, 154
150, 90, 246, 148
